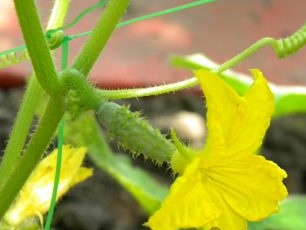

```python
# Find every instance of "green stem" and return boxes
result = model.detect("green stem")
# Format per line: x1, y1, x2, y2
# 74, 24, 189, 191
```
44, 119, 64, 230
0, 0, 70, 167
0, 77, 43, 184
48, 0, 71, 29
75, 22, 306, 100
0, 0, 70, 220
96, 78, 198, 99
44, 37, 70, 230
72, 0, 130, 76
13, 0, 62, 96
49, 0, 108, 33
70, 0, 215, 39
94, 38, 277, 100
214, 37, 276, 73
170, 53, 306, 117
0, 0, 71, 69
0, 98, 65, 220
118, 0, 215, 28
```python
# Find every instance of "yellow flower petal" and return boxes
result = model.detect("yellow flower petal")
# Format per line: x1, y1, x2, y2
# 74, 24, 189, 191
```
195, 69, 287, 220
70, 167, 93, 187
204, 186, 247, 230
147, 157, 220, 230
148, 157, 248, 230
196, 69, 274, 157
4, 145, 92, 226
205, 154, 288, 221
149, 69, 287, 230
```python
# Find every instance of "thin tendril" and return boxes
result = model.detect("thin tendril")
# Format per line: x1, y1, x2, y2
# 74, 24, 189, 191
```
1, 0, 211, 67
1, 1, 306, 101
69, 0, 215, 39
44, 38, 69, 230
47, 0, 108, 34
0, 0, 108, 67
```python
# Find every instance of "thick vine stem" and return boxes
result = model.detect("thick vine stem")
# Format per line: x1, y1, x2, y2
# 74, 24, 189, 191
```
0, 76, 43, 185
72, 0, 130, 76
0, 0, 70, 197
48, 0, 71, 29
0, 0, 71, 220
13, 0, 62, 96
0, 98, 65, 220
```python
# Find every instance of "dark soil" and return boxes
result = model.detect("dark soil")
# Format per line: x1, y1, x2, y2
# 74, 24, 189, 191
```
1, 87, 306, 230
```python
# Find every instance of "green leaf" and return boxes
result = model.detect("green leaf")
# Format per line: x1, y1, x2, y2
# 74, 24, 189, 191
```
273, 90, 306, 117
95, 153, 168, 214
248, 196, 306, 230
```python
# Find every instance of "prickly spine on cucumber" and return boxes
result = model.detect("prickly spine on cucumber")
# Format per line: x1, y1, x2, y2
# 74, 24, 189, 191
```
97, 102, 175, 164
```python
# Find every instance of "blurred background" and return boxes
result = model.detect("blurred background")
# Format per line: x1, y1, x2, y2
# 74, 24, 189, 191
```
0, 1, 306, 229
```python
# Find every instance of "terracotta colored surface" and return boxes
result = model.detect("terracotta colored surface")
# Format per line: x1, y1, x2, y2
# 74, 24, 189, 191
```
0, 0, 306, 88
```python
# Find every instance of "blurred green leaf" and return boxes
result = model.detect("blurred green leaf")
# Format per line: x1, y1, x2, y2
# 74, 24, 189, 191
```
273, 89, 306, 117
248, 196, 306, 230
94, 153, 168, 214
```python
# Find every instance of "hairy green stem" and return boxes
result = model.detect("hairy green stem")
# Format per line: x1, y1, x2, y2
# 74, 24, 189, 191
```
96, 78, 197, 99
13, 0, 62, 96
0, 0, 71, 192
0, 98, 65, 220
94, 38, 277, 100
48, 0, 71, 29
215, 37, 276, 73
1, 0, 68, 168
0, 77, 43, 183
72, 0, 130, 76
0, 0, 70, 220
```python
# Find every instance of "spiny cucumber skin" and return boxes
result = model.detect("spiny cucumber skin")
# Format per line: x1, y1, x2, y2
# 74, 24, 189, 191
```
98, 102, 175, 164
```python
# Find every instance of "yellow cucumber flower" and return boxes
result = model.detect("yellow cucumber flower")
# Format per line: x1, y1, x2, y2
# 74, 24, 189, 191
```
4, 145, 93, 226
147, 69, 288, 230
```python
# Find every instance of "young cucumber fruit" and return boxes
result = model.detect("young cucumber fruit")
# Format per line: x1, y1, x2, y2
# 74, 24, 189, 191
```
97, 102, 175, 164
